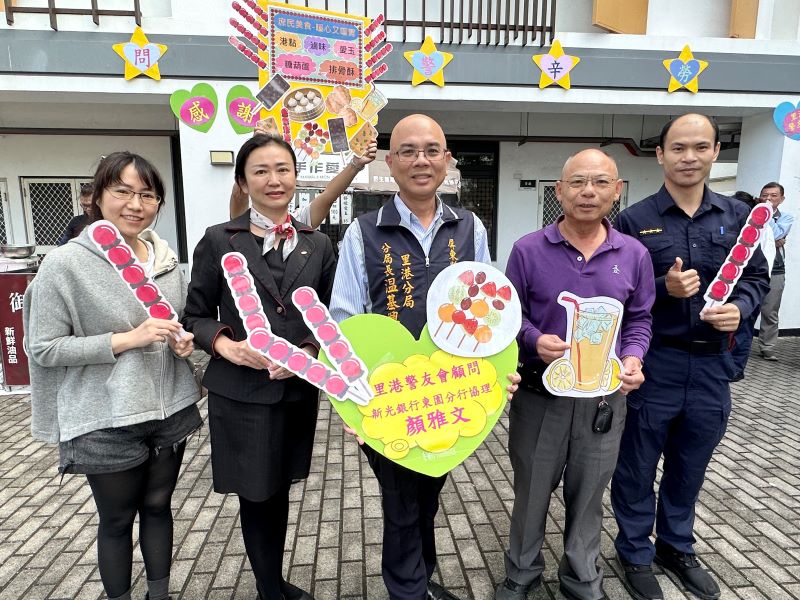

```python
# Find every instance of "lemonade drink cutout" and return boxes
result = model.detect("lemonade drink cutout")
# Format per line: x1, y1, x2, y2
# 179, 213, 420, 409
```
543, 293, 624, 397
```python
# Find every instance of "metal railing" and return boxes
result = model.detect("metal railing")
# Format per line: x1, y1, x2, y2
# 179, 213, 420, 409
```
4, 0, 142, 30
275, 0, 557, 46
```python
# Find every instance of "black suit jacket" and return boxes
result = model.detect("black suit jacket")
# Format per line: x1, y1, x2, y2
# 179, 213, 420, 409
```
182, 211, 336, 404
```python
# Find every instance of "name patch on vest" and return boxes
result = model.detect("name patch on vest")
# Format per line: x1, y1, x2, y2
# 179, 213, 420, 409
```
448, 238, 458, 264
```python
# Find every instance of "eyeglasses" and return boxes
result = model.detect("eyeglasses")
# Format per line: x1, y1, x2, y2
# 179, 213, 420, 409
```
760, 192, 782, 199
394, 147, 448, 162
106, 187, 162, 206
560, 176, 618, 190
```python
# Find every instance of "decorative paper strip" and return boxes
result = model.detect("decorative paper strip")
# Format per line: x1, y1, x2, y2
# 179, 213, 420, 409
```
228, 35, 268, 70
703, 203, 774, 308
542, 293, 624, 397
88, 220, 187, 339
221, 252, 371, 405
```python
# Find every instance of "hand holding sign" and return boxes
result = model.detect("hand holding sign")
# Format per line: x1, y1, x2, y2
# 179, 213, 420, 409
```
665, 257, 700, 298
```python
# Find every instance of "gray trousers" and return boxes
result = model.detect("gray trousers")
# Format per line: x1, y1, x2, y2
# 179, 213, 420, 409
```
504, 388, 626, 600
759, 272, 785, 356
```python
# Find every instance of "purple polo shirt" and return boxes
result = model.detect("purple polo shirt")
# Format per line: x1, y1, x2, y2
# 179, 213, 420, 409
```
506, 218, 655, 365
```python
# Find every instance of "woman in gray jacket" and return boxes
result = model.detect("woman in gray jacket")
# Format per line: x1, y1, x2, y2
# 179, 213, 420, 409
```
24, 152, 201, 600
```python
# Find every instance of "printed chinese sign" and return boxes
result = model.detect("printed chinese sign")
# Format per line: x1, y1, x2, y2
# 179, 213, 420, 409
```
112, 27, 168, 81
773, 101, 800, 141
325, 314, 518, 477
532, 40, 580, 90
0, 273, 35, 386
542, 293, 623, 397
663, 45, 708, 94
169, 83, 218, 133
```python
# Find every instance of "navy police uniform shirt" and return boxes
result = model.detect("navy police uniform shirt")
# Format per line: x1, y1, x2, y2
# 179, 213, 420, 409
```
614, 185, 769, 342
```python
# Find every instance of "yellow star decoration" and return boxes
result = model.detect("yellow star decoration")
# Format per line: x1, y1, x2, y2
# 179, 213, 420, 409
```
112, 27, 168, 81
403, 35, 453, 87
532, 40, 580, 90
663, 45, 708, 94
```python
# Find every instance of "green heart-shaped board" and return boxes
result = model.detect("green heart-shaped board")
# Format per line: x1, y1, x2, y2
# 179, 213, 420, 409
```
322, 314, 518, 477
226, 85, 259, 134
169, 83, 217, 133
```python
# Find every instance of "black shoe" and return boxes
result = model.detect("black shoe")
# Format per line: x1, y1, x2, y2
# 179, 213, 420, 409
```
730, 371, 744, 382
558, 584, 605, 600
618, 556, 663, 600
495, 576, 537, 600
427, 579, 462, 600
280, 580, 314, 600
144, 594, 172, 600
654, 542, 720, 600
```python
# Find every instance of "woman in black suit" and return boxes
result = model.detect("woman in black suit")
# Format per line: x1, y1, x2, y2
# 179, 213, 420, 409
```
182, 135, 336, 600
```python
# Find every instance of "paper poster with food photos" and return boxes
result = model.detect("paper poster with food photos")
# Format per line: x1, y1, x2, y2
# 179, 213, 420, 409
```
225, 1, 389, 160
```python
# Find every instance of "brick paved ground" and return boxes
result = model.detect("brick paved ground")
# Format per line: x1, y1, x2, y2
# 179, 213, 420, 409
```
1, 338, 798, 600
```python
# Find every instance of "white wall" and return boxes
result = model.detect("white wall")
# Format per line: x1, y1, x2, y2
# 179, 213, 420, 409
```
646, 0, 730, 38
0, 134, 178, 250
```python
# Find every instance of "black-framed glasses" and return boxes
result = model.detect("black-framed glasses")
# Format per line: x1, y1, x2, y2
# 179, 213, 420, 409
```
394, 147, 448, 162
559, 176, 618, 190
106, 187, 162, 205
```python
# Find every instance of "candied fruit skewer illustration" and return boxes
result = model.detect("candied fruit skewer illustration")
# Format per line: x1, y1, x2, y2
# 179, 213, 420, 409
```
227, 36, 267, 70
435, 303, 456, 336
472, 325, 493, 352
364, 12, 385, 38
457, 318, 479, 349
291, 286, 373, 403
221, 253, 371, 406
88, 221, 188, 340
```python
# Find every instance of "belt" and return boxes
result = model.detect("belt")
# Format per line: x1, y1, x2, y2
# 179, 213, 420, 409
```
517, 362, 556, 397
656, 335, 728, 355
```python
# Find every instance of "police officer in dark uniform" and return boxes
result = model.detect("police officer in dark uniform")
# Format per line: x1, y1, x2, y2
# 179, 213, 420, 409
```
610, 114, 769, 600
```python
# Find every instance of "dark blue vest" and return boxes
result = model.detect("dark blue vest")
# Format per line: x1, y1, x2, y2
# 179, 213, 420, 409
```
359, 199, 476, 338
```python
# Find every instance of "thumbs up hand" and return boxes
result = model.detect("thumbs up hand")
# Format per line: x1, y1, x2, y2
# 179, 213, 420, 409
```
665, 256, 701, 298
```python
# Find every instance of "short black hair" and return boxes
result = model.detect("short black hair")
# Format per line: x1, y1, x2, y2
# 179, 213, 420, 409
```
234, 134, 297, 187
760, 181, 784, 196
658, 114, 720, 148
89, 152, 165, 224
732, 191, 756, 209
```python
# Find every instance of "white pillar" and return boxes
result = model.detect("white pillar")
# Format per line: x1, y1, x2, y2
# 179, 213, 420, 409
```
755, 0, 775, 39
736, 110, 800, 331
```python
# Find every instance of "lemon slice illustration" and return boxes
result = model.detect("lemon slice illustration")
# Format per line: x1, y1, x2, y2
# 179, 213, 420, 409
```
601, 358, 623, 390
546, 359, 575, 392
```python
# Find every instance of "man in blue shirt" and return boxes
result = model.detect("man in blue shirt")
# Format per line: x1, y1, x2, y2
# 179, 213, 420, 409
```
611, 114, 769, 600
331, 114, 519, 600
757, 181, 793, 360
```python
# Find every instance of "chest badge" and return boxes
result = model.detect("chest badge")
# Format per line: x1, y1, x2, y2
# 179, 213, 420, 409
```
639, 227, 663, 236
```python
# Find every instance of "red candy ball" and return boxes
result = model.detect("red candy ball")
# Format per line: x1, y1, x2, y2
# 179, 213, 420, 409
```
317, 322, 338, 342
710, 280, 729, 301
238, 294, 258, 312
329, 340, 349, 360
136, 284, 159, 303
245, 313, 266, 330
730, 244, 750, 264
326, 375, 346, 395
306, 306, 326, 324
293, 288, 315, 307
223, 254, 245, 274
122, 265, 145, 285
92, 224, 117, 246
288, 352, 309, 372
231, 275, 251, 293
306, 363, 328, 383
268, 341, 289, 361
249, 329, 272, 351
341, 359, 362, 378
720, 262, 739, 282
740, 225, 759, 245
750, 206, 771, 226
149, 302, 172, 319
108, 245, 132, 266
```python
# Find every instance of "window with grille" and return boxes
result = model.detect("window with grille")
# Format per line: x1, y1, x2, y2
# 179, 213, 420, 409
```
0, 180, 8, 245
21, 178, 92, 248
539, 180, 629, 227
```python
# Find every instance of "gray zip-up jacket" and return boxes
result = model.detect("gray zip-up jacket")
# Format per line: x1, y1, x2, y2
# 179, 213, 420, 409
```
23, 228, 199, 443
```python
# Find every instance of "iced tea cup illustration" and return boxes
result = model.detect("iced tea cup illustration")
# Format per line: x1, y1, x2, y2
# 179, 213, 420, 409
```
356, 86, 387, 121
544, 293, 624, 396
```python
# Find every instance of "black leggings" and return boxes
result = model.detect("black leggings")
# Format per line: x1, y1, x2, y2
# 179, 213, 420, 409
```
86, 442, 186, 598
239, 483, 291, 600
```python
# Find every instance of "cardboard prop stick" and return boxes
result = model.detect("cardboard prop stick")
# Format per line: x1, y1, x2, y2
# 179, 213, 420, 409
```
221, 252, 372, 405
703, 203, 773, 309
88, 220, 188, 340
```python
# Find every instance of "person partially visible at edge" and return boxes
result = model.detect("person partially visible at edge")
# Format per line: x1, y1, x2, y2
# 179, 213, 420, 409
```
495, 149, 655, 600
57, 183, 94, 245
610, 114, 769, 600
329, 114, 520, 600
24, 152, 201, 600
729, 190, 775, 381
757, 181, 793, 361
229, 121, 378, 225
182, 134, 338, 600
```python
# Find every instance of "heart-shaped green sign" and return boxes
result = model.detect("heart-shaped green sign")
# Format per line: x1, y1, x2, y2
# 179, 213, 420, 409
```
323, 314, 518, 477
169, 83, 217, 133
226, 85, 259, 134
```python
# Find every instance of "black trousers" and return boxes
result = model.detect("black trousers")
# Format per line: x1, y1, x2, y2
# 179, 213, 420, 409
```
362, 445, 447, 600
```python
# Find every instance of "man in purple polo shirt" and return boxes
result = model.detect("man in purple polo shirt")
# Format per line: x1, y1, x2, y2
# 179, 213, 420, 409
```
495, 149, 655, 600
